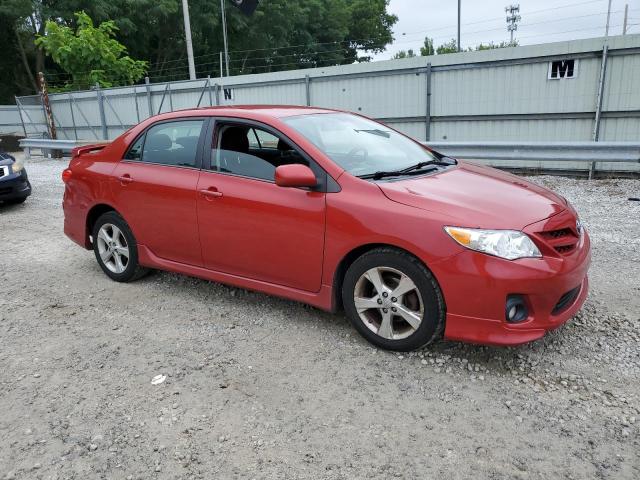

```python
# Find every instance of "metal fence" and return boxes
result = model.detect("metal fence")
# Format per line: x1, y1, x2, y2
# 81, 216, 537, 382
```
8, 34, 640, 172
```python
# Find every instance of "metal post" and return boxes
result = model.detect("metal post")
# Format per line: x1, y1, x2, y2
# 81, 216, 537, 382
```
182, 0, 196, 80
457, 0, 461, 52
425, 62, 432, 141
220, 0, 230, 76
168, 83, 174, 111
157, 85, 169, 115
305, 75, 311, 106
214, 84, 221, 105
38, 72, 56, 140
622, 4, 629, 35
69, 94, 78, 140
197, 77, 210, 107
145, 77, 153, 118
14, 96, 28, 137
207, 75, 213, 106
134, 87, 141, 123
95, 82, 108, 140
605, 0, 612, 36
591, 45, 609, 179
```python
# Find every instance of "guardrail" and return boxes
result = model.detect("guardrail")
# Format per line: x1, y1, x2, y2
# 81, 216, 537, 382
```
18, 138, 640, 177
423, 141, 640, 163
19, 138, 107, 159
423, 141, 640, 178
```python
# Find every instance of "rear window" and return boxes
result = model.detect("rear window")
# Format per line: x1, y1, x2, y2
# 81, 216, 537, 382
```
125, 120, 204, 167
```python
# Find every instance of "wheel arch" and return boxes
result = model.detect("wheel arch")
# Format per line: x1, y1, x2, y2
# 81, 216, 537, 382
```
85, 203, 119, 248
331, 243, 440, 312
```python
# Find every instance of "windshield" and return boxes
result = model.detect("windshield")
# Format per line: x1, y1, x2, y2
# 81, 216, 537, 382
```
282, 112, 438, 177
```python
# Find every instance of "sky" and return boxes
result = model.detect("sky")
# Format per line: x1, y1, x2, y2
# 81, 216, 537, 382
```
374, 0, 639, 60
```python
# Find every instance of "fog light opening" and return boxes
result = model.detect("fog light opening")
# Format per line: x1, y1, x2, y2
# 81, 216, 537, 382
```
506, 295, 529, 323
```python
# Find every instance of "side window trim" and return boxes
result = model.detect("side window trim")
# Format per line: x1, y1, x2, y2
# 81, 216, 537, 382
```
121, 117, 209, 169
203, 117, 335, 192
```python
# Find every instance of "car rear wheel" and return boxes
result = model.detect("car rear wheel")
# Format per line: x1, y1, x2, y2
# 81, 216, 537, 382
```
342, 248, 445, 351
92, 211, 149, 282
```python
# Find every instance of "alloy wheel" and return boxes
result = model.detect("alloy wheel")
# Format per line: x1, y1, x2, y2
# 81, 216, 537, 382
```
96, 223, 130, 274
353, 266, 424, 340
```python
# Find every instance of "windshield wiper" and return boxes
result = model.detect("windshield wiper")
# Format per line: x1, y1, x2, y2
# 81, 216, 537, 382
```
359, 165, 439, 180
400, 158, 457, 173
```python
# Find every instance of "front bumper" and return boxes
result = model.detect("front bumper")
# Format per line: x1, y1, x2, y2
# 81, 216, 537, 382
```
434, 228, 591, 346
0, 169, 32, 201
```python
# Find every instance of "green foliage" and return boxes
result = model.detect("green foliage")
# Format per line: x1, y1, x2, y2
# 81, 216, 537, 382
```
1, 0, 397, 100
35, 11, 147, 90
436, 39, 458, 55
420, 37, 435, 56
475, 40, 519, 50
393, 49, 416, 59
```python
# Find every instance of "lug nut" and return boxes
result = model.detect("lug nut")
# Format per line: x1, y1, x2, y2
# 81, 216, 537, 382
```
377, 298, 383, 305
391, 297, 397, 302
382, 292, 388, 298
392, 307, 397, 312
382, 308, 388, 313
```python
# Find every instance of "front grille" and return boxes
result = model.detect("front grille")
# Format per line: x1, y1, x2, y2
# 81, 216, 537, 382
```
537, 226, 579, 255
0, 166, 8, 178
552, 286, 581, 315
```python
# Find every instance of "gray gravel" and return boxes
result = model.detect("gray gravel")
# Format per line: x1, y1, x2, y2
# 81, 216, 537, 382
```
1, 155, 639, 479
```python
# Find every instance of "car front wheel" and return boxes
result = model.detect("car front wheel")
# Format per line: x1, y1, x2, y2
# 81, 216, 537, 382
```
342, 248, 445, 351
92, 211, 149, 282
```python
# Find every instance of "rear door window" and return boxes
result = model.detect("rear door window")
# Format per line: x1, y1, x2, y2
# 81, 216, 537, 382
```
131, 120, 204, 167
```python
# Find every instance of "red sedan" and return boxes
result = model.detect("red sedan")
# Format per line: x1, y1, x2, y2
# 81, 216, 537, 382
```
62, 106, 590, 351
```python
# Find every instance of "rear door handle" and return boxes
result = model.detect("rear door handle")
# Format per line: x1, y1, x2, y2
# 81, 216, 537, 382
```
199, 188, 223, 199
118, 174, 133, 185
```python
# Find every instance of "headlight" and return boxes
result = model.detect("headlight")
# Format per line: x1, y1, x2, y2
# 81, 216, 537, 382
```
444, 226, 542, 260
11, 162, 24, 174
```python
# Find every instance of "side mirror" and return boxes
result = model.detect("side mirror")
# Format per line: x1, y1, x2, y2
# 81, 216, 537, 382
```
275, 164, 317, 188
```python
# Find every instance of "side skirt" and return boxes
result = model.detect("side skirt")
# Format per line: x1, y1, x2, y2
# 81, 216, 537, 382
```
137, 245, 335, 311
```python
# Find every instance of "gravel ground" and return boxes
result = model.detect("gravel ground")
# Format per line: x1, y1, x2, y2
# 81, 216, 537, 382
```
1, 155, 639, 480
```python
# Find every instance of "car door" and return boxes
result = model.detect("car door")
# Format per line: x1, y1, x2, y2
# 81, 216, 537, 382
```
111, 118, 206, 267
196, 119, 326, 292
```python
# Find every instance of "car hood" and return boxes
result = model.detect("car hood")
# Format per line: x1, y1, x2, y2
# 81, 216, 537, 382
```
377, 161, 567, 230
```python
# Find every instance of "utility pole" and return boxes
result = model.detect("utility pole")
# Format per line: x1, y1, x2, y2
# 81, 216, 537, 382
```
622, 3, 629, 34
605, 0, 612, 36
181, 0, 196, 80
457, 0, 461, 52
220, 0, 230, 76
505, 4, 521, 44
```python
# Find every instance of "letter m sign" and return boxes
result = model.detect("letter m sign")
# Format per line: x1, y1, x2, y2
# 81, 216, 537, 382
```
548, 59, 577, 79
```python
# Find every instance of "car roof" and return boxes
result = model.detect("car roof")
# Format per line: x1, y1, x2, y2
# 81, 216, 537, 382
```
160, 105, 343, 120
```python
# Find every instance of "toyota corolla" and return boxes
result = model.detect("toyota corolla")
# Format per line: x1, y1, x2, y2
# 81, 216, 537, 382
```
62, 106, 590, 351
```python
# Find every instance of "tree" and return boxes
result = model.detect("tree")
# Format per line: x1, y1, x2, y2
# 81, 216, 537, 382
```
436, 39, 458, 55
35, 12, 148, 90
393, 49, 416, 59
420, 37, 434, 56
0, 0, 398, 101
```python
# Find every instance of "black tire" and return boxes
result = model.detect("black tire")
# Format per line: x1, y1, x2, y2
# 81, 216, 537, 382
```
92, 211, 149, 282
6, 197, 27, 205
342, 248, 445, 351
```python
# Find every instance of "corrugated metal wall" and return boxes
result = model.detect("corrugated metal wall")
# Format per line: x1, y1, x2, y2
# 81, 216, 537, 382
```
12, 34, 640, 145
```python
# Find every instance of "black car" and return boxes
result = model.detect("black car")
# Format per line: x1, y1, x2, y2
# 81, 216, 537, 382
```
0, 152, 31, 204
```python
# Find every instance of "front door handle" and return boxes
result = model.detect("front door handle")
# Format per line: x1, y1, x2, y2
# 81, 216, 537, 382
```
199, 188, 223, 199
118, 174, 133, 185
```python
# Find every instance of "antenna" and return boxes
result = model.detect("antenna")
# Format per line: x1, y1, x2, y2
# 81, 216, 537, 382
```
505, 4, 521, 44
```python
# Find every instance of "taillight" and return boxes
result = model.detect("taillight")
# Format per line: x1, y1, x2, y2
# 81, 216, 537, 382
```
62, 168, 73, 183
